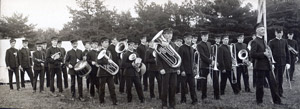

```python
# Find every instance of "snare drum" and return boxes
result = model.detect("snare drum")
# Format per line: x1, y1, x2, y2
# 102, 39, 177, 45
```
74, 61, 92, 77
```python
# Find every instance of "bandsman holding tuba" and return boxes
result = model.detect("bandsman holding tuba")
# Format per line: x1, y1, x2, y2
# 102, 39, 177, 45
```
97, 37, 118, 105
154, 28, 181, 109
235, 34, 251, 92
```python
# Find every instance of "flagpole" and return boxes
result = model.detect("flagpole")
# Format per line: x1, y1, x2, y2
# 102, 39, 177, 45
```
263, 0, 267, 42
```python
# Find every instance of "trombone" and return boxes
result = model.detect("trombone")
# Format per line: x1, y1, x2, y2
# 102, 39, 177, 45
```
230, 43, 238, 84
194, 50, 206, 79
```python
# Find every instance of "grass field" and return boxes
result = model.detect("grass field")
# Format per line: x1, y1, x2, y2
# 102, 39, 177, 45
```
1, 64, 300, 109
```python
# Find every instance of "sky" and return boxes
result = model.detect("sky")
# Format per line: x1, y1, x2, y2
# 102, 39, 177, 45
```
1, 0, 258, 30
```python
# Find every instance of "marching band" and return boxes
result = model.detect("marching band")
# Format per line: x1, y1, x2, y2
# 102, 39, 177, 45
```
5, 25, 298, 108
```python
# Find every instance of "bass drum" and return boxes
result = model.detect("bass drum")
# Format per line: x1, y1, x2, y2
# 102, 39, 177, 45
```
74, 61, 92, 77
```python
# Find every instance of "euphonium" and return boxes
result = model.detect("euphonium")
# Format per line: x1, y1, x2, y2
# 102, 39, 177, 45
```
97, 50, 119, 75
151, 30, 182, 68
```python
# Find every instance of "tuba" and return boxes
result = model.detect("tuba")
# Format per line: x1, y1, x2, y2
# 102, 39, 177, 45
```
151, 30, 182, 68
97, 50, 119, 75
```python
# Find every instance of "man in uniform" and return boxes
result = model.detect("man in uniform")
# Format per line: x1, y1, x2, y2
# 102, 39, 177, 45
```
286, 30, 298, 81
18, 39, 34, 88
5, 39, 20, 91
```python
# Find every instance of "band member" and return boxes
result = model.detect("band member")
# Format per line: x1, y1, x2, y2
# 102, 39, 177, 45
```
174, 37, 185, 94
96, 37, 117, 105
217, 36, 240, 95
83, 41, 91, 91
86, 40, 100, 98
251, 24, 281, 104
46, 37, 63, 96
248, 34, 257, 88
286, 30, 298, 81
121, 36, 145, 103
32, 42, 45, 93
269, 27, 290, 97
18, 39, 34, 88
156, 28, 180, 108
5, 39, 20, 91
198, 31, 220, 100
65, 40, 85, 101
235, 35, 251, 92
118, 38, 128, 93
145, 39, 162, 99
42, 41, 50, 88
57, 41, 68, 89
137, 35, 148, 91
107, 37, 119, 84
178, 33, 198, 104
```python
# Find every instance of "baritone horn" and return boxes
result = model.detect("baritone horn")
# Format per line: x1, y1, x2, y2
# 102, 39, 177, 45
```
151, 30, 182, 68
97, 50, 119, 75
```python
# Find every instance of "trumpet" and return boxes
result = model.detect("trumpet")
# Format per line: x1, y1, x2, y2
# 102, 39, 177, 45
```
230, 44, 238, 84
51, 52, 61, 60
151, 30, 182, 68
97, 50, 119, 75
288, 45, 298, 55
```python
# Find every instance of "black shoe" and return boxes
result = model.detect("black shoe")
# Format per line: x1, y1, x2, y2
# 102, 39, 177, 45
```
128, 99, 132, 103
201, 95, 207, 100
191, 100, 198, 105
180, 100, 186, 103
220, 92, 224, 95
113, 102, 117, 105
79, 97, 86, 102
100, 101, 104, 103
144, 88, 148, 91
140, 99, 144, 103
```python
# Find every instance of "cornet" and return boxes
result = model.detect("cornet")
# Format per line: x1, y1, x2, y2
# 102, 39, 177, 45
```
97, 50, 119, 75
288, 45, 298, 55
51, 52, 61, 60
129, 53, 146, 75
151, 30, 182, 68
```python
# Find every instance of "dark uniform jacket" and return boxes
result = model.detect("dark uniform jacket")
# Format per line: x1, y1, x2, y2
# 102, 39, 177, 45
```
5, 47, 19, 68
235, 43, 249, 64
97, 49, 114, 77
156, 42, 180, 73
217, 44, 232, 71
42, 49, 48, 68
87, 49, 99, 68
137, 44, 147, 63
197, 41, 212, 69
121, 50, 140, 76
108, 44, 119, 64
145, 48, 158, 71
46, 46, 63, 68
65, 48, 83, 75
250, 37, 270, 70
287, 39, 299, 60
33, 50, 45, 70
179, 44, 194, 74
269, 38, 290, 66
18, 47, 32, 68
